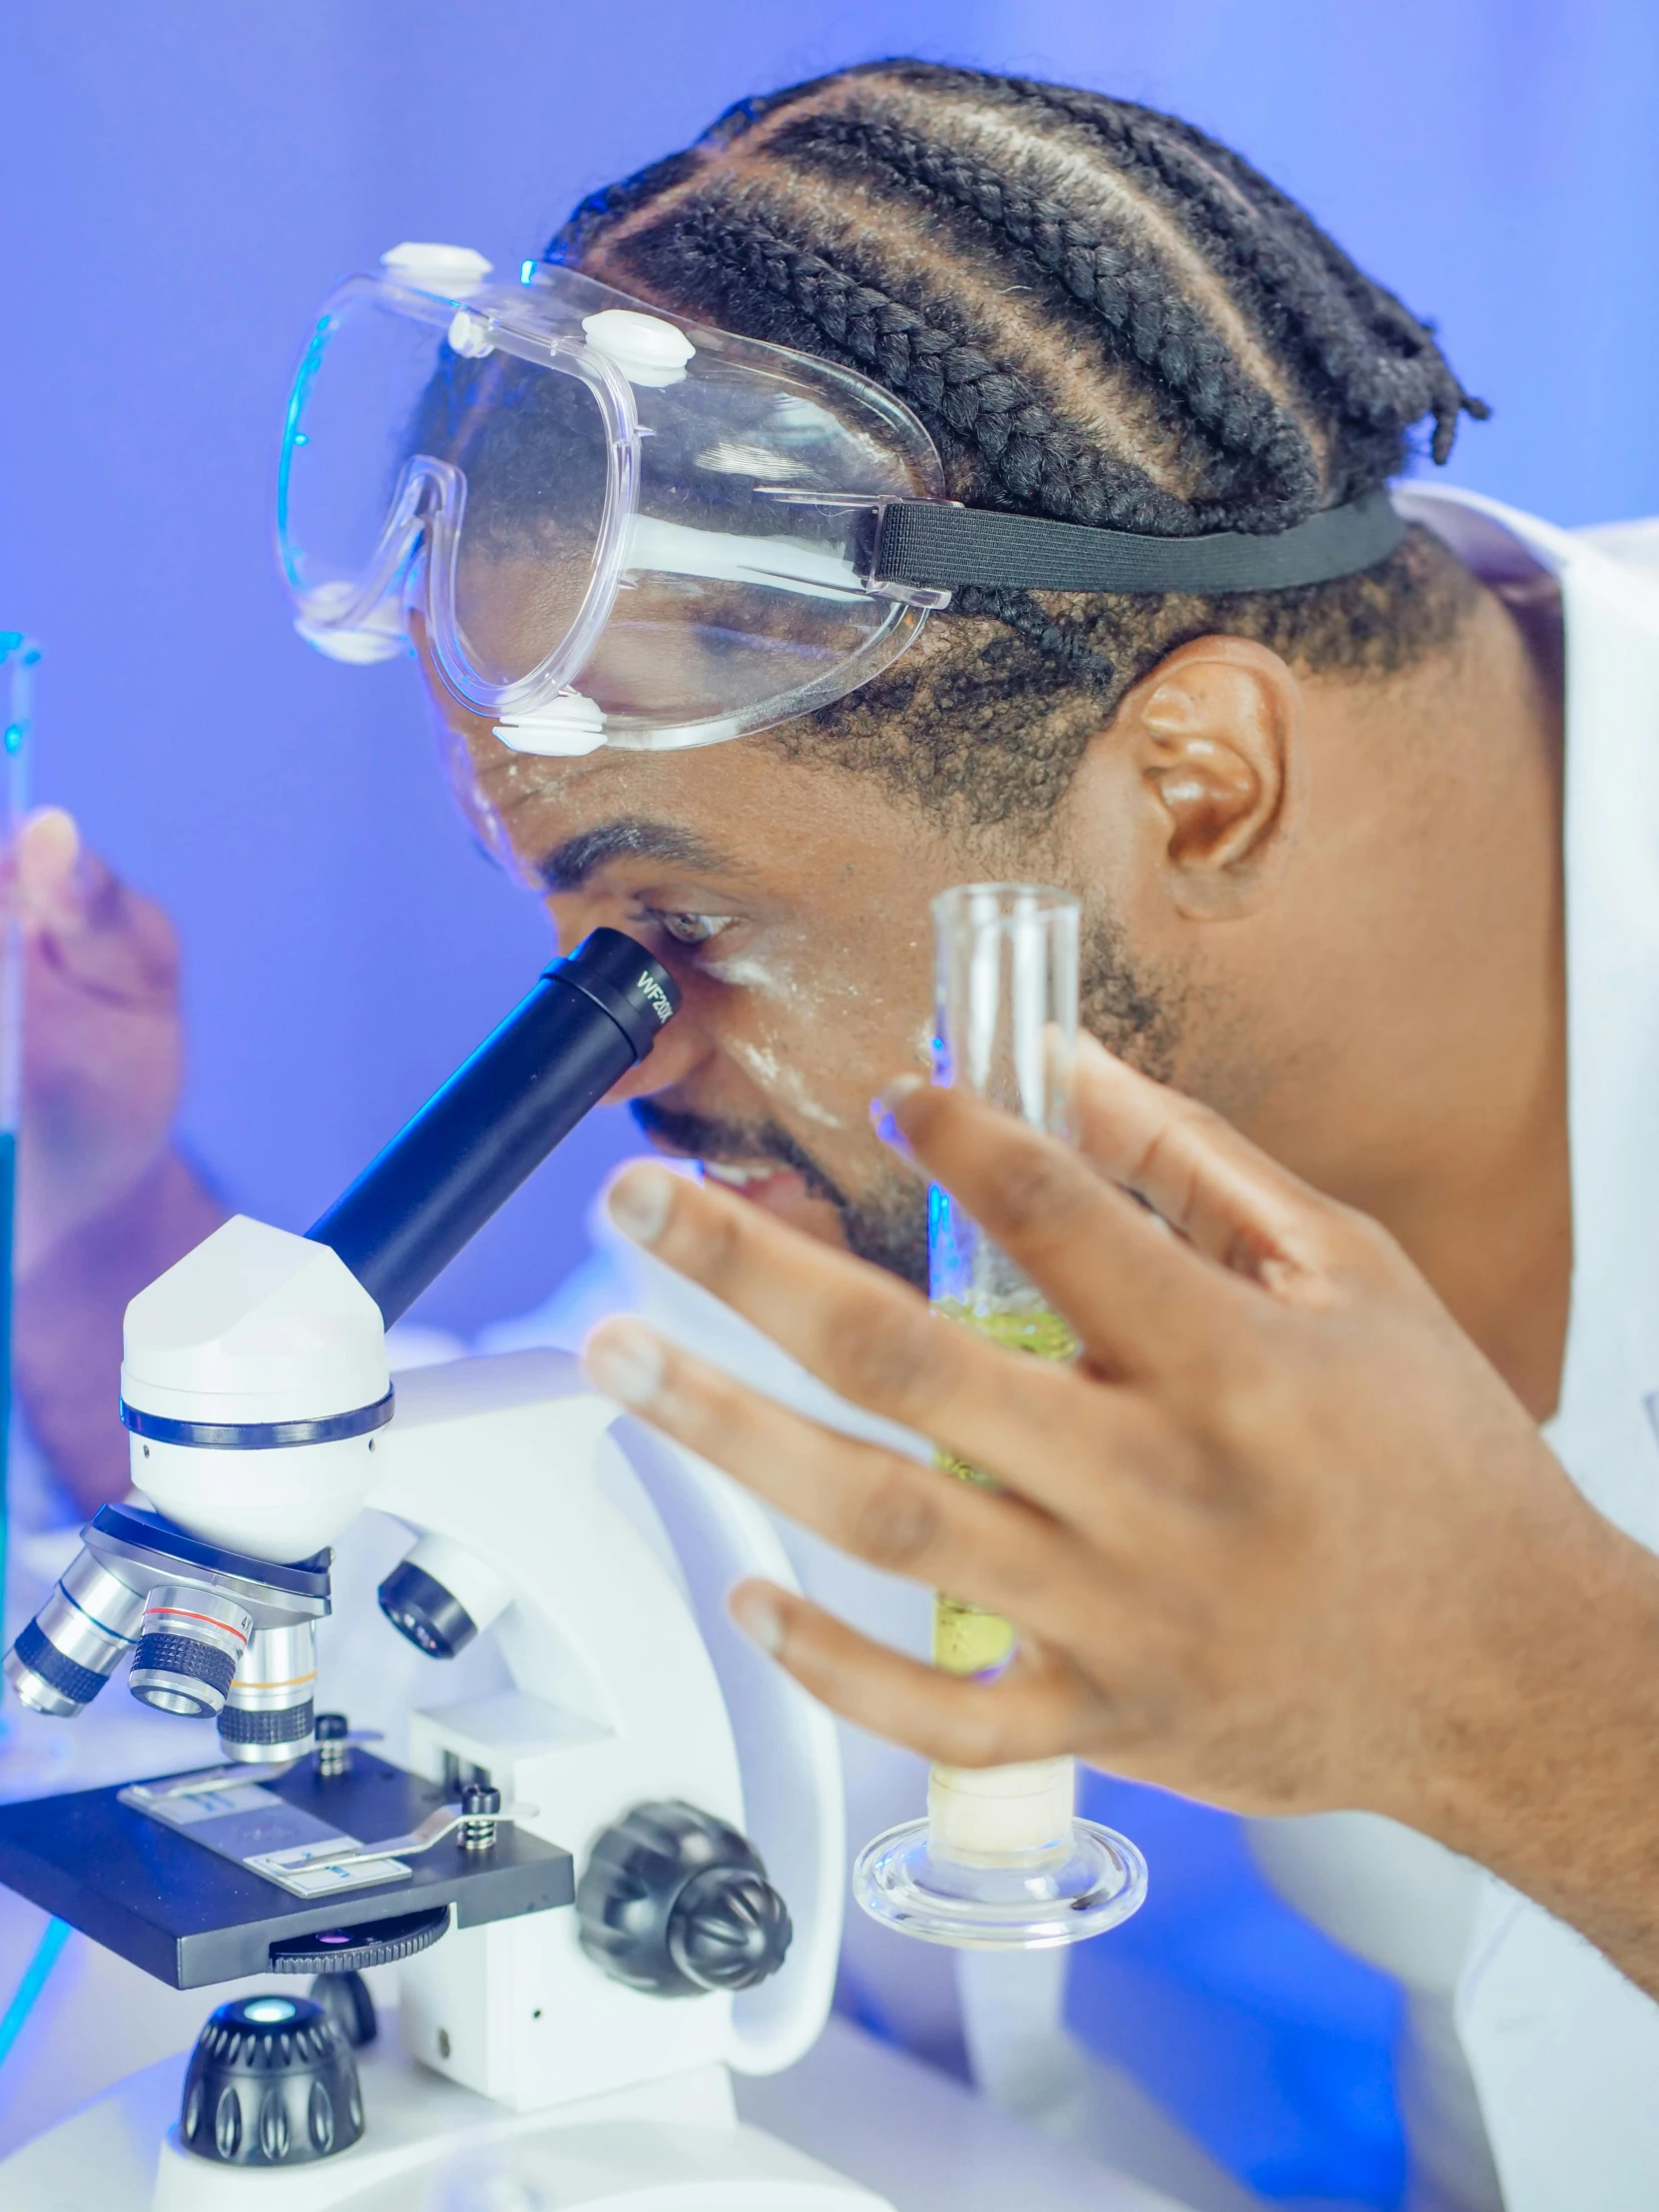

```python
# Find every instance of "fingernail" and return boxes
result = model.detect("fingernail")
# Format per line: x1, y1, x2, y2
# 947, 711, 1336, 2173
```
583, 1320, 666, 1406
870, 1073, 925, 1156
730, 1583, 786, 1656
878, 1073, 925, 1110
15, 808, 79, 902
22, 807, 77, 862
606, 1162, 674, 1246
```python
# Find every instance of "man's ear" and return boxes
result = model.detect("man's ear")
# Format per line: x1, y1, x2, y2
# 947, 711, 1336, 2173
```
1110, 636, 1306, 919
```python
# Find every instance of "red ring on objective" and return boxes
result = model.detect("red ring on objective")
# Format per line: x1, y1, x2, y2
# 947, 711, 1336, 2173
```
147, 1607, 250, 1643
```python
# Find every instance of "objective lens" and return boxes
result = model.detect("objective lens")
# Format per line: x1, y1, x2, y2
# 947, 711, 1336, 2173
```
2, 1547, 146, 1718
377, 1531, 510, 1661
218, 1621, 318, 1760
129, 1585, 254, 1718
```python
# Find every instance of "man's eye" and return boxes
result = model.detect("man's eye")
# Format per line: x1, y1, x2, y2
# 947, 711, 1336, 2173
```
651, 910, 734, 947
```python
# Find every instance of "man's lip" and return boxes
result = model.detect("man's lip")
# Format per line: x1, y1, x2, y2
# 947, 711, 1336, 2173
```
700, 1160, 805, 1192
637, 1134, 815, 1207
639, 1134, 798, 1189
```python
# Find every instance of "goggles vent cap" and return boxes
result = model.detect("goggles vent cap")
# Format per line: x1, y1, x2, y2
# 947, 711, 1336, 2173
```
379, 243, 493, 290
581, 308, 696, 387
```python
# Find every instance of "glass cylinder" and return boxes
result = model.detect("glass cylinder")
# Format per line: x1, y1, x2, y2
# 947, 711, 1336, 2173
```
929, 884, 1079, 1685
851, 882, 1147, 1949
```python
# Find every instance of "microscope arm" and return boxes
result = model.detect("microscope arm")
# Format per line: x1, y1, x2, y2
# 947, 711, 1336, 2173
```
364, 1350, 845, 2096
612, 1412, 846, 2077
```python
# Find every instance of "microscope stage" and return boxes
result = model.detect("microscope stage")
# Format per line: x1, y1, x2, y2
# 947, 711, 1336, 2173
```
0, 1751, 573, 1987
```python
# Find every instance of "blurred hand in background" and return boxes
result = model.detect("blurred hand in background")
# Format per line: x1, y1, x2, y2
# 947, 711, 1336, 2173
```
14, 809, 190, 1274
10, 809, 226, 1511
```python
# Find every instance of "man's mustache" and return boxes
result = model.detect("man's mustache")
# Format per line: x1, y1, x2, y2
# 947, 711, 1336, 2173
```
628, 1097, 849, 1210
631, 1096, 928, 1291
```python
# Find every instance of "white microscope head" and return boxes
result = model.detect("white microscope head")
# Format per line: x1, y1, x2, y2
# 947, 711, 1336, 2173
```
120, 1214, 391, 1561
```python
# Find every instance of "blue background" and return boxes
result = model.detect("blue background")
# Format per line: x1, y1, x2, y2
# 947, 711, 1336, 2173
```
4, 11, 1656, 2203
3, 0, 1656, 1337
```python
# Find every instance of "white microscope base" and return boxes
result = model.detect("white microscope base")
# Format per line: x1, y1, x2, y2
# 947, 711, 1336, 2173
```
1, 2026, 889, 2211
0, 2013, 1196, 2212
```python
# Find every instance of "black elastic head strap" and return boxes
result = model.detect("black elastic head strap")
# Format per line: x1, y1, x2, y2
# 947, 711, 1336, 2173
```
869, 488, 1403, 599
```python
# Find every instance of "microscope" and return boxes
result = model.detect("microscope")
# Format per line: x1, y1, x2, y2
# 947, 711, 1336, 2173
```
0, 929, 889, 2209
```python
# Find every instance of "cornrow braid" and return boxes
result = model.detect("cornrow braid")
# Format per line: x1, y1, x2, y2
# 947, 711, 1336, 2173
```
644, 198, 1214, 532
762, 106, 1323, 527
994, 73, 1488, 467
550, 59, 1489, 829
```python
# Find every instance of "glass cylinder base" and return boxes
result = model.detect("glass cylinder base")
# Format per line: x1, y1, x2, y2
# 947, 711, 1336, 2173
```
853, 1814, 1148, 1949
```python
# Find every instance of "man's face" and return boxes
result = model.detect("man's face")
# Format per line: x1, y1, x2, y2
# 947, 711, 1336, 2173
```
425, 618, 1187, 1288
439, 695, 995, 1287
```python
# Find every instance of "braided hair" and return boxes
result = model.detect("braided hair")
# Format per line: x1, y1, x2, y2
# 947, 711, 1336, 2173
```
553, 60, 1489, 827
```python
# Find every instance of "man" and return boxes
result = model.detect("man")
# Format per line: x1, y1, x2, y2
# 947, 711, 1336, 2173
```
11, 59, 1659, 2211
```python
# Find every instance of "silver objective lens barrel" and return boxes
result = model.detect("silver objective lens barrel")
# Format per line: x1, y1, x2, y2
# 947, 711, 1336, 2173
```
129, 1586, 255, 1719
218, 1623, 320, 1761
3, 1550, 146, 1717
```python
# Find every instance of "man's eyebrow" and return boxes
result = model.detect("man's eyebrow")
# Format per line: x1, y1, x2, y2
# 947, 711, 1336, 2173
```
534, 819, 741, 893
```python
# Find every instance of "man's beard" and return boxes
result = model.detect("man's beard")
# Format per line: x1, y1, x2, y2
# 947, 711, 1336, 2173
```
1079, 907, 1184, 1087
630, 1097, 931, 1288
632, 909, 1180, 1293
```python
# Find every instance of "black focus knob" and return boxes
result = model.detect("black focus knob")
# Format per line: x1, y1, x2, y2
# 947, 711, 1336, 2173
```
179, 1993, 364, 2167
670, 1861, 794, 1991
577, 1801, 793, 1997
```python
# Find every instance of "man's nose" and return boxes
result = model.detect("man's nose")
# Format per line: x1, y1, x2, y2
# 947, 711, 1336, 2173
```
600, 1008, 707, 1106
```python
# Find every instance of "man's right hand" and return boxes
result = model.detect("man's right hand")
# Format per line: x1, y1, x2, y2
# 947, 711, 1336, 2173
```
12, 808, 191, 1279
585, 1038, 1659, 1999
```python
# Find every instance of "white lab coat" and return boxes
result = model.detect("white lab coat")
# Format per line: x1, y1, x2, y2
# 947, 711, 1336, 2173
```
1379, 486, 1659, 2210
1159, 483, 1659, 2212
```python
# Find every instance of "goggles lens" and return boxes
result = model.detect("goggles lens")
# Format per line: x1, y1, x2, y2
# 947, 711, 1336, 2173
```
277, 261, 944, 749
582, 380, 918, 731
279, 295, 436, 642
438, 350, 612, 693
280, 286, 615, 692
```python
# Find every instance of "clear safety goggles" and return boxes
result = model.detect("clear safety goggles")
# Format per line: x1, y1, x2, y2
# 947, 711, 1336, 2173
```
277, 244, 1406, 758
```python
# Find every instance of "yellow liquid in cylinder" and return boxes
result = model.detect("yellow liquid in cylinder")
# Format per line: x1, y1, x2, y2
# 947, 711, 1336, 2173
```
930, 1302, 1078, 1677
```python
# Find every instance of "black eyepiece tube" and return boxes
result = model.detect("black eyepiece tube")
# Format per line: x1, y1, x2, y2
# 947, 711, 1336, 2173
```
305, 929, 679, 1325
